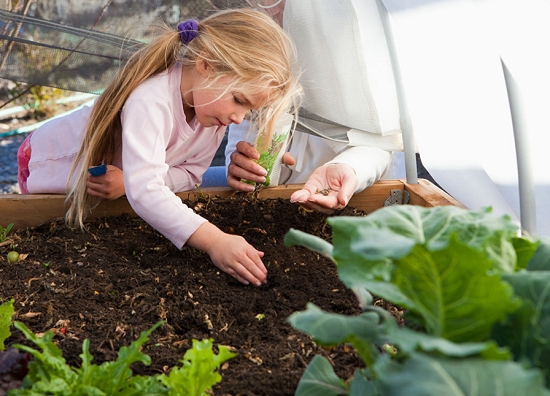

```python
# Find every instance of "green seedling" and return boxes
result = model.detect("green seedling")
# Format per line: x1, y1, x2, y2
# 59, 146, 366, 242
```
242, 112, 294, 188
0, 223, 13, 243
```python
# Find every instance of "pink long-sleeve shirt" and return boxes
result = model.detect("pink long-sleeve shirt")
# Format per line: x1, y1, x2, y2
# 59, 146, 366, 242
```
27, 63, 226, 248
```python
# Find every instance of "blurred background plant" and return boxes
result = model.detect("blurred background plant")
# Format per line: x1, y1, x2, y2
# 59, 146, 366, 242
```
6, 83, 66, 119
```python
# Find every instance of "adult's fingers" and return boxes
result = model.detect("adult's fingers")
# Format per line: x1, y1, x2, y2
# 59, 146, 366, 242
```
226, 152, 267, 190
235, 140, 260, 159
227, 162, 266, 184
229, 150, 267, 176
291, 189, 342, 214
282, 152, 295, 166
290, 189, 311, 204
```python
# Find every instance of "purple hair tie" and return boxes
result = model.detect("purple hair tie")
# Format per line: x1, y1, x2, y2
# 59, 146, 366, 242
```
178, 19, 199, 45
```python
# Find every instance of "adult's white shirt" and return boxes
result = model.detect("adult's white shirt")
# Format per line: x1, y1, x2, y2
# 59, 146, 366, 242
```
226, 0, 403, 192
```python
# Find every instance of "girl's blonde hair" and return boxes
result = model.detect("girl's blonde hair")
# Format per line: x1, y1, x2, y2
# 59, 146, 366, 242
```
65, 8, 302, 228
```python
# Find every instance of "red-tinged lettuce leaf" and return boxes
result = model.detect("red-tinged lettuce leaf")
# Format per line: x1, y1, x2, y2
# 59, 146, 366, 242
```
0, 347, 31, 381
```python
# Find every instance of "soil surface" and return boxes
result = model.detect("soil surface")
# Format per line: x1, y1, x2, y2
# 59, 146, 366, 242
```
1, 195, 401, 395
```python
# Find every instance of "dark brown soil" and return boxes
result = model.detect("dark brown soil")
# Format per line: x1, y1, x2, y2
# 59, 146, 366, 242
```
1, 195, 399, 395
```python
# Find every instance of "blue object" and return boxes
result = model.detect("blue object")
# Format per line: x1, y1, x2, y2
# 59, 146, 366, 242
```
201, 166, 228, 187
88, 164, 107, 176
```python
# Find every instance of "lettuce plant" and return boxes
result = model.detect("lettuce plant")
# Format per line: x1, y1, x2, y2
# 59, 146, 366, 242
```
285, 205, 550, 395
6, 320, 235, 395
0, 299, 14, 350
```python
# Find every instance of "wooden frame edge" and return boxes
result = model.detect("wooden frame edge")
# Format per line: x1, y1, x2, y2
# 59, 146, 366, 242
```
403, 179, 466, 209
0, 179, 461, 230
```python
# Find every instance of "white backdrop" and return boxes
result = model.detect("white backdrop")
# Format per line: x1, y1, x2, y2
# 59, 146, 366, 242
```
379, 0, 550, 237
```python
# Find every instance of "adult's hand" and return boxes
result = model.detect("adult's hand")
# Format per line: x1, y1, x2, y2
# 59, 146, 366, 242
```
290, 163, 358, 214
227, 141, 296, 192
226, 141, 267, 191
87, 165, 125, 200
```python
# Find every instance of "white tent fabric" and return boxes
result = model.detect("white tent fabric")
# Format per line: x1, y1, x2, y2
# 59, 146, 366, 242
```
471, 0, 550, 237
380, 0, 550, 237
283, 0, 402, 144
378, 0, 537, 232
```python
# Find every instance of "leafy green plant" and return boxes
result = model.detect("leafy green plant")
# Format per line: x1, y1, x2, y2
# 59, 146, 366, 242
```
0, 299, 15, 350
0, 223, 14, 243
254, 131, 289, 187
7, 83, 66, 119
284, 205, 550, 395
7, 320, 235, 395
242, 112, 293, 187
160, 338, 236, 395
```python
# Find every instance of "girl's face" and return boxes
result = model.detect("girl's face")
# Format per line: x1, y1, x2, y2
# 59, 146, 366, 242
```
192, 80, 266, 128
184, 60, 269, 128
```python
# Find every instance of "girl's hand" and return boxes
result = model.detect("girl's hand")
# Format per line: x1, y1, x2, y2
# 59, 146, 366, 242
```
290, 163, 358, 214
87, 165, 126, 200
188, 222, 267, 286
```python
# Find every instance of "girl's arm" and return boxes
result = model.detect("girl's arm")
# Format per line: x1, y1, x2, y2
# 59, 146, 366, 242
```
119, 81, 266, 286
164, 138, 221, 192
187, 222, 267, 286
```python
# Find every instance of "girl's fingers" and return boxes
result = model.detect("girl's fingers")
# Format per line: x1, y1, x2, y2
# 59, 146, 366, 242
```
235, 255, 267, 286
233, 273, 250, 285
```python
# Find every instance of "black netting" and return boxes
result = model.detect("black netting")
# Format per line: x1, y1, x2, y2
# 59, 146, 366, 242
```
0, 9, 145, 94
0, 1, 253, 94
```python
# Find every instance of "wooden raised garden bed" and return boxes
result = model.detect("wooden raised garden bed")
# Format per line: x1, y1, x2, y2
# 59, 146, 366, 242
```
0, 179, 464, 395
0, 179, 463, 230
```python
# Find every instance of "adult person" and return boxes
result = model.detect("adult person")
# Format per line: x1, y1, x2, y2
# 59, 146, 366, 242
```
223, 0, 404, 214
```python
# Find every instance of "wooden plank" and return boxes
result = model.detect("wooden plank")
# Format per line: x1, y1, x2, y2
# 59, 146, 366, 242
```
1, 194, 69, 230
348, 179, 404, 213
0, 179, 459, 230
404, 179, 466, 208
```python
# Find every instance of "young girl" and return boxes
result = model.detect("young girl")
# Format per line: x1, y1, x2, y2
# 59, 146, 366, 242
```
17, 8, 302, 287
